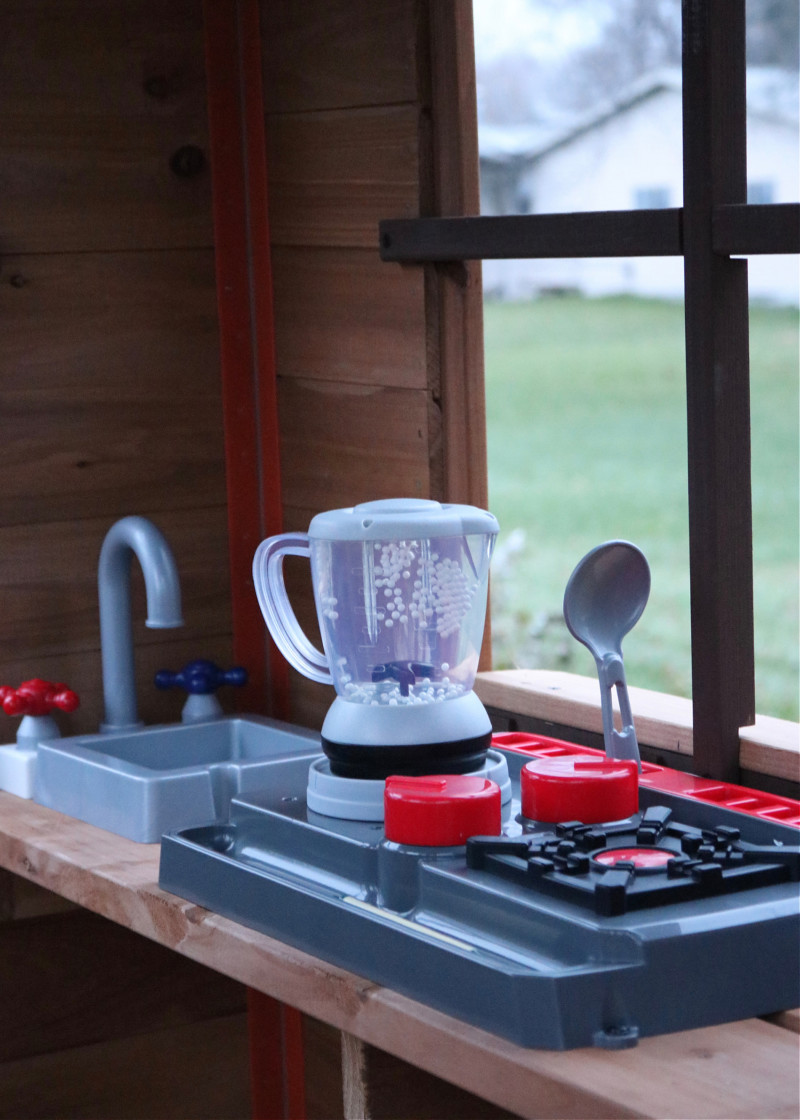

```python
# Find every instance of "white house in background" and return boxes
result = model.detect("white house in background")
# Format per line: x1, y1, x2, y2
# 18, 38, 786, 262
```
479, 68, 799, 305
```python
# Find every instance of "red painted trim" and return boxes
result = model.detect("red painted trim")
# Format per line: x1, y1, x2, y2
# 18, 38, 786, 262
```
493, 732, 800, 827
203, 8, 301, 1119
202, 0, 289, 719
246, 990, 286, 1120
237, 0, 290, 720
245, 992, 308, 1120
282, 1005, 308, 1120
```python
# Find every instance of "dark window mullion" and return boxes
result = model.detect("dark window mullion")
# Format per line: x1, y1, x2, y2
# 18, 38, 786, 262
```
379, 210, 683, 261
713, 202, 800, 255
681, 0, 754, 779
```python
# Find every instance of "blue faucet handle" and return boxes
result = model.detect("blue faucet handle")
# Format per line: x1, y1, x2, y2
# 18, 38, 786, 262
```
155, 659, 248, 696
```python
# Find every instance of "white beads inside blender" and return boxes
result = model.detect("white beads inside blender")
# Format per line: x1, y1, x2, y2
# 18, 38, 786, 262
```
319, 537, 485, 706
373, 542, 474, 637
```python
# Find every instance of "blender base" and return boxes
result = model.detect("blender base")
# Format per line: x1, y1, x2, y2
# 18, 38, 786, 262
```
322, 731, 492, 779
307, 747, 512, 820
320, 691, 494, 780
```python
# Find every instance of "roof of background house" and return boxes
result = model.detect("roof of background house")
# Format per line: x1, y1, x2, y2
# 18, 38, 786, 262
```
479, 66, 799, 164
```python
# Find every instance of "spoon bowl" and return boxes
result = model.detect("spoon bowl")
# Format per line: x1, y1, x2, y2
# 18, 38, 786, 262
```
563, 541, 650, 661
563, 541, 651, 770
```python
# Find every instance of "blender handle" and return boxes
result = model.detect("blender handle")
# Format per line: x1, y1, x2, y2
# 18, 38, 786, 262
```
252, 534, 333, 685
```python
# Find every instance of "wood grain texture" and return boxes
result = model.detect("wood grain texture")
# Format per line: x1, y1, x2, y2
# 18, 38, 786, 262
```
259, 0, 435, 743
0, 1015, 251, 1120
287, 672, 334, 733
474, 670, 800, 783
740, 717, 800, 783
342, 1033, 521, 1119
475, 670, 695, 756
0, 633, 238, 738
303, 1017, 346, 1120
0, 794, 797, 1120
427, 0, 489, 507
424, 1, 491, 673
272, 247, 427, 389
0, 907, 246, 1063
341, 1030, 369, 1120
0, 508, 234, 733
0, 508, 231, 658
0, 250, 224, 526
0, 250, 220, 394
266, 106, 422, 248
0, 870, 76, 922
277, 379, 431, 511
0, 0, 212, 254
260, 0, 420, 113
764, 1009, 800, 1034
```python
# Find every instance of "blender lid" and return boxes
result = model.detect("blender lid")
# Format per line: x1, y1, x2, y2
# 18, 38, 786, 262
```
308, 499, 499, 541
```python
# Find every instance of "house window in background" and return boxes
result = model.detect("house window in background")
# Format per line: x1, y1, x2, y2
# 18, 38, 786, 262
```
748, 179, 776, 204
634, 186, 671, 209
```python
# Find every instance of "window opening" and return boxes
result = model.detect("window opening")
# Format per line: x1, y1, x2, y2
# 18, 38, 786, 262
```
379, 0, 800, 779
475, 2, 797, 727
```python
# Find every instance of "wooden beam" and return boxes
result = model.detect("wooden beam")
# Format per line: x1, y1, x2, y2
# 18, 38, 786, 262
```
713, 202, 800, 255
425, 0, 492, 670
381, 209, 683, 262
425, 0, 487, 506
474, 669, 800, 785
340, 1032, 520, 1119
681, 0, 754, 780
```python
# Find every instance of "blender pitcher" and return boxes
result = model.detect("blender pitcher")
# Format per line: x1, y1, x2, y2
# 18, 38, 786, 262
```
253, 499, 499, 778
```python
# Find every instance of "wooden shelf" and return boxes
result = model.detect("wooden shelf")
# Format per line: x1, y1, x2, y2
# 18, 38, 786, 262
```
0, 788, 797, 1119
475, 669, 800, 785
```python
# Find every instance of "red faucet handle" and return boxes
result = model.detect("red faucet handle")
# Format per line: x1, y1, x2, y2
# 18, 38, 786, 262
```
1, 679, 81, 718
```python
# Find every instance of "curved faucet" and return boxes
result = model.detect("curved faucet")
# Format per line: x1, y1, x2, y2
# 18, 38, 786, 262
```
98, 516, 184, 732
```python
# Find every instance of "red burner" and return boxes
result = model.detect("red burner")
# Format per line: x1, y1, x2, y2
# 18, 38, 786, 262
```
594, 848, 675, 870
520, 756, 638, 823
384, 774, 502, 847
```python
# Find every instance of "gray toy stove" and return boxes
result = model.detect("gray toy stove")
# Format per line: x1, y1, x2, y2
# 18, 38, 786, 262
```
159, 732, 800, 1051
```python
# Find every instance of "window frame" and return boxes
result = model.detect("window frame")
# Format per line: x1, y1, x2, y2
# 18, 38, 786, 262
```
380, 0, 800, 781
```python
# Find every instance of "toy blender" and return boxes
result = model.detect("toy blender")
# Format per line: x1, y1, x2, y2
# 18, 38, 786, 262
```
253, 498, 499, 780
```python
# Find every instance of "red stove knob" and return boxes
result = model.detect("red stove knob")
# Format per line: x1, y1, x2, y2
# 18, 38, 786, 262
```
1, 679, 80, 718
384, 774, 502, 847
521, 756, 638, 824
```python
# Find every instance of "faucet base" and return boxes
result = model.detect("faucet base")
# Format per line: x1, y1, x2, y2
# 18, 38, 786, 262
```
99, 720, 145, 735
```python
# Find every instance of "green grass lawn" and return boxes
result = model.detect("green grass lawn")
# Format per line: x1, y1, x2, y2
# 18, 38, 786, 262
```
484, 295, 799, 721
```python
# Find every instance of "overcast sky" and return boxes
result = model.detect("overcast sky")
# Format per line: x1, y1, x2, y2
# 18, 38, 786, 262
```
472, 0, 605, 62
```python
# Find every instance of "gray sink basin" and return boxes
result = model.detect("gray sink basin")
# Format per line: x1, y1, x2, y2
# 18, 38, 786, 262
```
33, 716, 322, 843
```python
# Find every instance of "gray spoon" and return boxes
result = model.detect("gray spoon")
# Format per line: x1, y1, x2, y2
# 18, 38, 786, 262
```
562, 541, 651, 771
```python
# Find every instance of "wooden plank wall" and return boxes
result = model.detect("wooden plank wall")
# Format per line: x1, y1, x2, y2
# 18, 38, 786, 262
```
260, 0, 488, 727
0, 874, 251, 1120
0, 4, 250, 1117
0, 0, 487, 785
0, 0, 234, 736
0, 0, 490, 1115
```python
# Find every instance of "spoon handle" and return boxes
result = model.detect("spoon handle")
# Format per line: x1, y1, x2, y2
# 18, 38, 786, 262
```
597, 654, 642, 771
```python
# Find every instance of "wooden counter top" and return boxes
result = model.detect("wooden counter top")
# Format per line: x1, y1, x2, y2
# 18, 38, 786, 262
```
0, 791, 797, 1120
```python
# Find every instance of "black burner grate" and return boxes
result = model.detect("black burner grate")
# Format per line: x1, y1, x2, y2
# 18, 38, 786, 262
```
466, 805, 800, 916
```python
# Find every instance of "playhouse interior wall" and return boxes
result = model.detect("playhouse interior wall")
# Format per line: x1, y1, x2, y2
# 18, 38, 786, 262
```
0, 1, 476, 1112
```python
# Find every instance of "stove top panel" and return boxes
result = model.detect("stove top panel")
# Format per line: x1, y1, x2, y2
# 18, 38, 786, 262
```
158, 734, 800, 1050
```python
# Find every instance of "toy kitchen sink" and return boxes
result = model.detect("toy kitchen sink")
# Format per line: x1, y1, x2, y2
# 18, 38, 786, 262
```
158, 731, 800, 1051
34, 716, 321, 843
